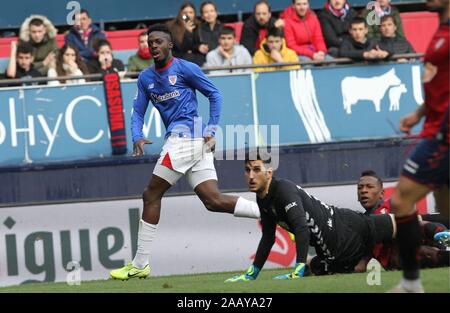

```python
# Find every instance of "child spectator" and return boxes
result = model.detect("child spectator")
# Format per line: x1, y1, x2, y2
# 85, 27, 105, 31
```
47, 43, 89, 86
205, 26, 252, 75
87, 39, 124, 78
5, 41, 42, 86
339, 17, 392, 61
253, 27, 300, 72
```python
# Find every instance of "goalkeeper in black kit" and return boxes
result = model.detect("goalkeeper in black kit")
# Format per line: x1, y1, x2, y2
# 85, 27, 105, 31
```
225, 152, 396, 282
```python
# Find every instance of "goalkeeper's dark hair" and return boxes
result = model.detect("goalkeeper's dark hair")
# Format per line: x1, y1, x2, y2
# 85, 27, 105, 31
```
147, 24, 173, 42
360, 170, 383, 187
244, 149, 272, 165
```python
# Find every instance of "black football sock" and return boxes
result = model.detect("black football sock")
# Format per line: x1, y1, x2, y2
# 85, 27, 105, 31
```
396, 213, 421, 280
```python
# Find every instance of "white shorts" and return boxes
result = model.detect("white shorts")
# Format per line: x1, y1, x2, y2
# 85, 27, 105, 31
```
153, 135, 217, 188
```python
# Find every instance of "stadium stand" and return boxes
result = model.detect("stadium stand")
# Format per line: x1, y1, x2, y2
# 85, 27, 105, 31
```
0, 22, 245, 71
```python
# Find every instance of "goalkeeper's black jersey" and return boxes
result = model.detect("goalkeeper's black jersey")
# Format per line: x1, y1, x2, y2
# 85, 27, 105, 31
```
253, 178, 373, 269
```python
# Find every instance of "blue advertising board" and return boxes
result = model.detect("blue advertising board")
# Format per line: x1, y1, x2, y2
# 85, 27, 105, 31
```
0, 62, 423, 166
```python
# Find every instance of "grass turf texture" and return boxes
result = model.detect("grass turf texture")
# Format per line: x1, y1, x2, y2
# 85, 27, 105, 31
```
1, 267, 448, 293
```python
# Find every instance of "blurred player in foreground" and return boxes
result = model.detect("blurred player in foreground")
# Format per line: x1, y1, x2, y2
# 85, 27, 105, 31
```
110, 24, 260, 280
389, 0, 449, 293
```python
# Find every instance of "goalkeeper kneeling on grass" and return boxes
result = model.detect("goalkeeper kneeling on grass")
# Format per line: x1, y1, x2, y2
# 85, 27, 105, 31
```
226, 150, 396, 282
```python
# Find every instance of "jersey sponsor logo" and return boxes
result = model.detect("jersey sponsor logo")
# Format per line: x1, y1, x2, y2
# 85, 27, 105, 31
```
147, 83, 155, 89
284, 202, 297, 212
169, 75, 177, 85
150, 90, 181, 103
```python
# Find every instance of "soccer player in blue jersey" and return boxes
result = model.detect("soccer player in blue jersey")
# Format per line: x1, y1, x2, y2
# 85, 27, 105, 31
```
110, 24, 261, 280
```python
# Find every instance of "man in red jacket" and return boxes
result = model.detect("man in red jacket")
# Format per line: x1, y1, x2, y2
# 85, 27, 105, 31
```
283, 0, 328, 61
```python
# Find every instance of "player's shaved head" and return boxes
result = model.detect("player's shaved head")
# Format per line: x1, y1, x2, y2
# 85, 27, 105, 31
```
358, 170, 384, 211
245, 149, 273, 196
360, 170, 383, 187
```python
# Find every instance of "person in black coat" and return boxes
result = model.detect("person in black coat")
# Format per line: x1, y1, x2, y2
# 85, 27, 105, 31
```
378, 15, 415, 60
318, 0, 358, 57
166, 2, 205, 66
339, 17, 392, 61
197, 1, 223, 56
87, 39, 124, 80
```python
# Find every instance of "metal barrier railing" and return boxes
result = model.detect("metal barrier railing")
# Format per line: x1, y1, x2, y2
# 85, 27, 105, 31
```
0, 53, 423, 87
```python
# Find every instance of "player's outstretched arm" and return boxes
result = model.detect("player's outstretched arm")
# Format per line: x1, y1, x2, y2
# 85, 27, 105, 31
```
132, 139, 153, 156
399, 104, 426, 134
224, 265, 260, 283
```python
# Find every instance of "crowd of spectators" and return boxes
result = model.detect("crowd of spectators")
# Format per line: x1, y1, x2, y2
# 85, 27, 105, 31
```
0, 0, 417, 86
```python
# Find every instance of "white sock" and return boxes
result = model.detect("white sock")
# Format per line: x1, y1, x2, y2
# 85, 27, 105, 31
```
233, 197, 260, 219
132, 219, 158, 269
401, 278, 423, 291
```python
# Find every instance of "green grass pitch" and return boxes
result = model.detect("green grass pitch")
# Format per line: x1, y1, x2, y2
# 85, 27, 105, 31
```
0, 267, 448, 293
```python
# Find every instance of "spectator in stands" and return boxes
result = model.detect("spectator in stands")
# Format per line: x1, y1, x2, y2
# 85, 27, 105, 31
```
205, 26, 252, 75
339, 17, 392, 61
198, 1, 223, 57
5, 42, 42, 85
127, 31, 154, 73
47, 43, 89, 86
378, 15, 415, 60
64, 9, 106, 62
240, 0, 284, 56
318, 0, 358, 57
284, 0, 329, 61
361, 0, 405, 39
87, 39, 125, 79
253, 27, 300, 72
166, 2, 205, 66
19, 15, 58, 76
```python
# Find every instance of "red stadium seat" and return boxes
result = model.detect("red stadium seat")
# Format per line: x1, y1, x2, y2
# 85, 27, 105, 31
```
400, 12, 439, 53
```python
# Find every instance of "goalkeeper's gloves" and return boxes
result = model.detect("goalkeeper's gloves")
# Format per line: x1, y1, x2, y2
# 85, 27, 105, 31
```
224, 265, 260, 282
273, 262, 306, 280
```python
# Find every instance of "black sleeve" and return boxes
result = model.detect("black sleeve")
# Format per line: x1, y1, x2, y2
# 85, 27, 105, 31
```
339, 40, 364, 60
180, 31, 195, 53
240, 19, 257, 56
253, 209, 277, 269
319, 14, 341, 48
277, 182, 310, 264
376, 40, 394, 59
192, 27, 204, 53
405, 40, 416, 54
113, 59, 125, 71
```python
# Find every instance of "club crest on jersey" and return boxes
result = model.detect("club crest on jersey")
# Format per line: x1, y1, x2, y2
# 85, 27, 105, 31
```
147, 83, 154, 89
169, 75, 177, 85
